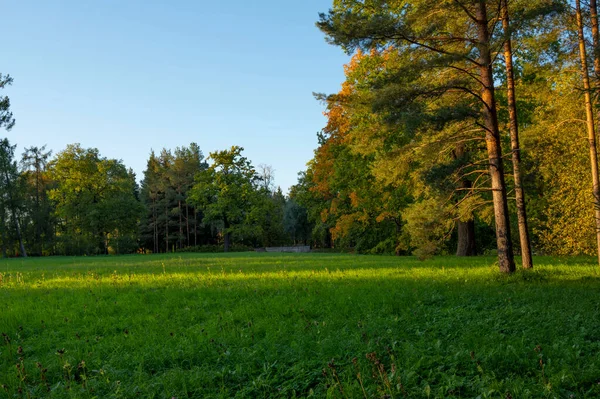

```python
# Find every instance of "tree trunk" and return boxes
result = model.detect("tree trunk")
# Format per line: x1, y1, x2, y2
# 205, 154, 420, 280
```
153, 198, 158, 253
0, 212, 6, 258
576, 0, 600, 265
12, 208, 26, 258
453, 144, 476, 257
475, 1, 515, 273
165, 207, 169, 254
394, 218, 402, 256
502, 0, 533, 269
456, 219, 476, 256
34, 171, 40, 255
3, 169, 27, 258
591, 0, 600, 80
194, 208, 198, 246
223, 216, 231, 253
589, 0, 600, 263
456, 180, 476, 257
186, 204, 190, 247
178, 198, 183, 249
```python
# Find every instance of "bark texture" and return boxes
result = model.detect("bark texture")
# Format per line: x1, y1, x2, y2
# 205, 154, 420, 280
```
576, 0, 600, 265
502, 0, 533, 269
476, 1, 515, 273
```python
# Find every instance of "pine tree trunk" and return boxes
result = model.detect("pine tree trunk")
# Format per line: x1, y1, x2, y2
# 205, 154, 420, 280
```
456, 180, 476, 257
475, 1, 515, 273
576, 0, 600, 265
456, 219, 476, 256
591, 0, 600, 80
502, 0, 533, 269
453, 144, 476, 257
589, 0, 600, 263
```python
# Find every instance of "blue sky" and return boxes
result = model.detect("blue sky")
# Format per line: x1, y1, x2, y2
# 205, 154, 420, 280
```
3, 0, 349, 193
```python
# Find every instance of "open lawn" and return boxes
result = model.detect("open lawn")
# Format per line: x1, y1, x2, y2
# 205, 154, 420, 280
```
1, 254, 600, 398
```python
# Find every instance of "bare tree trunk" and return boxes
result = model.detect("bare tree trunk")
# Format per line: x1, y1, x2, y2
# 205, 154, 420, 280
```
576, 0, 600, 265
476, 1, 515, 273
502, 0, 533, 269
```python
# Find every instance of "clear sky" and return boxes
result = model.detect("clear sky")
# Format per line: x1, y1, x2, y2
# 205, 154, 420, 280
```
3, 0, 349, 193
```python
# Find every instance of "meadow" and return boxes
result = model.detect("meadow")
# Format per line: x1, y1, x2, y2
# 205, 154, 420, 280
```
1, 253, 600, 398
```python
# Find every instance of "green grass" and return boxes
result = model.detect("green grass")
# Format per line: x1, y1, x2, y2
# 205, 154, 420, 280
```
1, 253, 600, 398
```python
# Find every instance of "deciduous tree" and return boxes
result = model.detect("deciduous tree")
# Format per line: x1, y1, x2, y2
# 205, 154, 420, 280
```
189, 146, 260, 252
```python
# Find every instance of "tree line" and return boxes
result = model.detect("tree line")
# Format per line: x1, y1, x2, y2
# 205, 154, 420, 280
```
0, 137, 312, 256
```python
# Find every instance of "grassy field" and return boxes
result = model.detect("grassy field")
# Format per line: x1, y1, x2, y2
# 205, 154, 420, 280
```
1, 253, 600, 398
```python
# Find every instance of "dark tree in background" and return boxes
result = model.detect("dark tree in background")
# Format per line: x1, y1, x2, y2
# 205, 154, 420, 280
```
0, 139, 27, 257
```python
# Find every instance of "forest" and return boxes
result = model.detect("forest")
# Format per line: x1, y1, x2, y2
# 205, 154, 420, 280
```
2, 0, 600, 274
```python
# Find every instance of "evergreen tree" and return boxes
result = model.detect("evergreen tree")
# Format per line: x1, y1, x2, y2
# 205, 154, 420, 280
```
21, 145, 53, 255
0, 139, 26, 257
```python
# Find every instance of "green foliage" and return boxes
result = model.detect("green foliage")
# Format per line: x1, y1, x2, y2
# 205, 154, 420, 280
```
252, 187, 288, 247
403, 198, 453, 259
520, 70, 596, 255
48, 144, 143, 255
0, 138, 26, 257
299, 0, 596, 259
20, 145, 54, 256
189, 146, 262, 251
2, 254, 600, 397
0, 73, 15, 131
139, 144, 208, 253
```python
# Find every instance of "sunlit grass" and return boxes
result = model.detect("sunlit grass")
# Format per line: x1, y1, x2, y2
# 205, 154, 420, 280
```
1, 253, 600, 398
